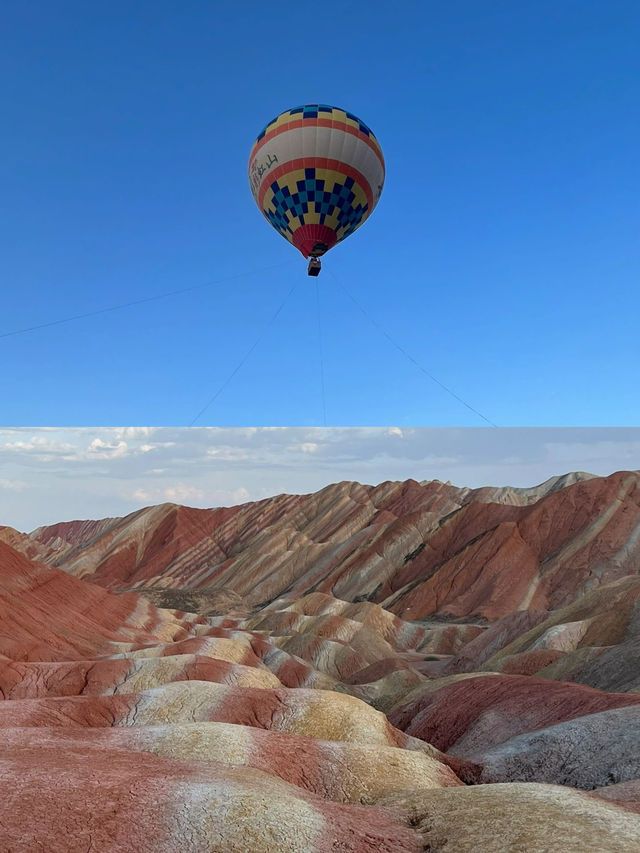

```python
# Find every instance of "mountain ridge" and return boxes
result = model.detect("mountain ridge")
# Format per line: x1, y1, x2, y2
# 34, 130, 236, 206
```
2, 467, 640, 850
5, 470, 637, 623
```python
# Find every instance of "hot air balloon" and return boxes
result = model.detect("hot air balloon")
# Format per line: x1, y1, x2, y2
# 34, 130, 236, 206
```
248, 104, 385, 276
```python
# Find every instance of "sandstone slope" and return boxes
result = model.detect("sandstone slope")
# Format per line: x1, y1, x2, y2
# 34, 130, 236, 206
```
2, 469, 640, 850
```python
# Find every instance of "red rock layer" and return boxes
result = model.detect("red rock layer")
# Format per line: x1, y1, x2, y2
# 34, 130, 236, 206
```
389, 674, 640, 754
0, 541, 196, 661
3, 470, 640, 850
16, 470, 640, 621
1, 741, 423, 852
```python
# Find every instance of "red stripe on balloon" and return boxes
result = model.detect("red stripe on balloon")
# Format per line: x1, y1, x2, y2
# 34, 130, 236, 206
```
258, 158, 373, 212
249, 118, 385, 171
291, 224, 338, 258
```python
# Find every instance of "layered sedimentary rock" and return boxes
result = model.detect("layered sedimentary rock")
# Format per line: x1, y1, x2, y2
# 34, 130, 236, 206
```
0, 540, 468, 851
15, 471, 639, 624
2, 469, 640, 849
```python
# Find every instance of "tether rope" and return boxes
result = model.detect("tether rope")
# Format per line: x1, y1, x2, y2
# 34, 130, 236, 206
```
0, 261, 290, 340
316, 278, 327, 426
329, 270, 498, 427
189, 278, 300, 425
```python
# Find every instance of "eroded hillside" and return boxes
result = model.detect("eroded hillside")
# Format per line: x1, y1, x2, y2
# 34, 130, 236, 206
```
1, 471, 640, 850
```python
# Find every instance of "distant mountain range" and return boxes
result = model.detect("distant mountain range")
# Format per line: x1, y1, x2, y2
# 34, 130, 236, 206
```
4, 469, 637, 621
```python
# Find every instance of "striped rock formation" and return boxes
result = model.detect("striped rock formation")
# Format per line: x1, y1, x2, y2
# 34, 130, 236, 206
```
20, 470, 640, 622
2, 469, 640, 849
0, 540, 469, 851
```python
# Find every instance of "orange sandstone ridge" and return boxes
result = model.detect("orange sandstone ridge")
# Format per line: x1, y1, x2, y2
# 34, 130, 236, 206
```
1, 470, 640, 851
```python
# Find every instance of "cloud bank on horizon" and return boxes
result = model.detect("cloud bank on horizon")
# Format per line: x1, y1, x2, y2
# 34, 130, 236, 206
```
1, 427, 639, 532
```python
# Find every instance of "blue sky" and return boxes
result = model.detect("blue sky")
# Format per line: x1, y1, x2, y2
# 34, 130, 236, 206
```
1, 1, 638, 426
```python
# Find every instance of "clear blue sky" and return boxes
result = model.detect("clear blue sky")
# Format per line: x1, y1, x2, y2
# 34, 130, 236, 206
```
2, 1, 638, 426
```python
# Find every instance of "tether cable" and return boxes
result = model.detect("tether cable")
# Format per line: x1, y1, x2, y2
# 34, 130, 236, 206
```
189, 278, 300, 426
329, 270, 498, 427
316, 278, 327, 426
0, 261, 289, 341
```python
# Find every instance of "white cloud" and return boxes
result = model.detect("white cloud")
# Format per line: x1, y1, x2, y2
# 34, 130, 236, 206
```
1, 435, 76, 458
163, 484, 205, 503
129, 482, 249, 507
86, 439, 129, 458
130, 484, 205, 503
114, 427, 157, 440
1, 427, 639, 531
205, 446, 251, 461
0, 479, 27, 491
133, 441, 175, 454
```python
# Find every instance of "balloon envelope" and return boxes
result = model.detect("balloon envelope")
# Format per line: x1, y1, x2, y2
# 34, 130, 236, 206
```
248, 104, 385, 258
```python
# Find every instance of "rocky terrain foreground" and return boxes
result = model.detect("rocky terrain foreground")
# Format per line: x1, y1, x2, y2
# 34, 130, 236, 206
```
1, 470, 640, 851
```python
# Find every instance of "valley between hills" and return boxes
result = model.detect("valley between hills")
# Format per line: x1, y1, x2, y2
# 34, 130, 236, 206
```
1, 470, 640, 851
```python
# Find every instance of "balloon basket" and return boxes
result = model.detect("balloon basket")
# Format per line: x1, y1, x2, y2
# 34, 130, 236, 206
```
307, 258, 322, 277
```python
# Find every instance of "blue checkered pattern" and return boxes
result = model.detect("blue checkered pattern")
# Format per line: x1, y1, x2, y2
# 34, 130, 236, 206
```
264, 169, 368, 240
